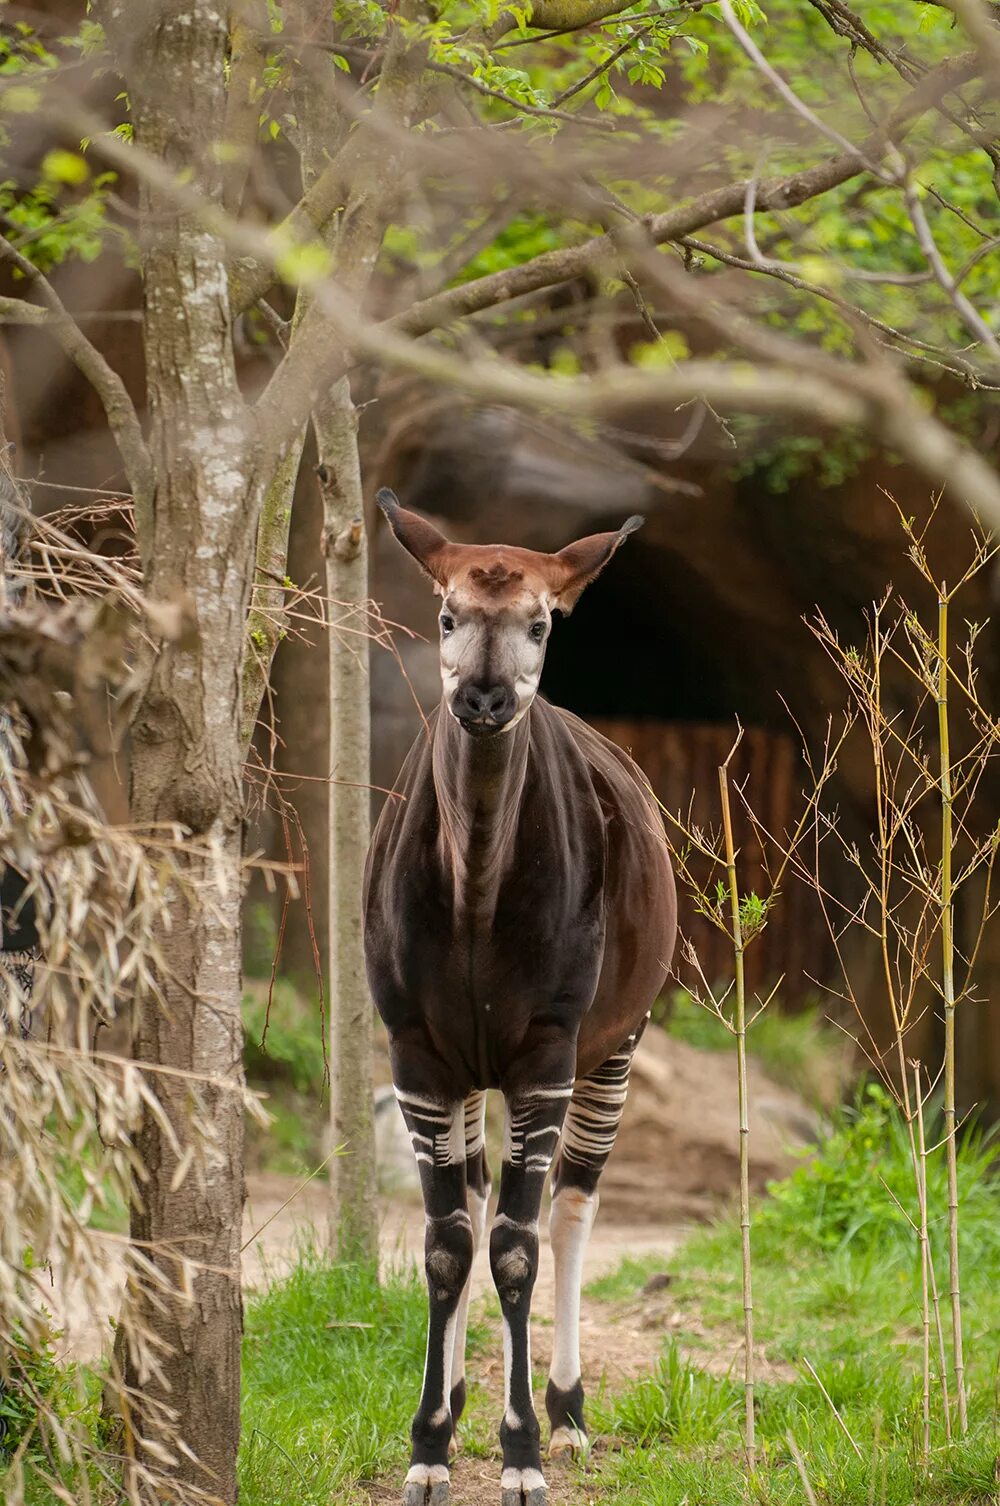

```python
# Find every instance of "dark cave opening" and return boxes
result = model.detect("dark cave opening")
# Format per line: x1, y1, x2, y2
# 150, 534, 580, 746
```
540, 538, 737, 724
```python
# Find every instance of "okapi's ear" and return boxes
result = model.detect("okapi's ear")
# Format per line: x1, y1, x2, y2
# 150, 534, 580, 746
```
549, 514, 643, 615
375, 489, 453, 593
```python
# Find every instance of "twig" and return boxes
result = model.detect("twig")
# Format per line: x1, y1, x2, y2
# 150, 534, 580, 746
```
550, 22, 655, 107
719, 0, 891, 179
913, 1063, 931, 1465
0, 236, 153, 537
787, 1432, 820, 1506
718, 736, 756, 1474
936, 589, 968, 1435
802, 1356, 864, 1459
904, 179, 1000, 367
426, 58, 613, 129
241, 1143, 342, 1252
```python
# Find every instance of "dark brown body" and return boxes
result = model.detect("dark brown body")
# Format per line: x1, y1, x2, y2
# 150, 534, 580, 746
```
365, 698, 676, 1094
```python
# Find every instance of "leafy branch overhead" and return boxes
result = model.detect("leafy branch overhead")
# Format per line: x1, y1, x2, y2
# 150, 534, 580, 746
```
0, 1, 998, 533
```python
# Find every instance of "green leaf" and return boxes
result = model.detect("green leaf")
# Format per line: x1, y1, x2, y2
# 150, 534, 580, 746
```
274, 240, 333, 287
41, 149, 89, 186
2, 85, 41, 113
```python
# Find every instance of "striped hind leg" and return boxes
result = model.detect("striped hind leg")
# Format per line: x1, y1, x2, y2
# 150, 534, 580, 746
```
546, 1017, 648, 1457
448, 1091, 491, 1447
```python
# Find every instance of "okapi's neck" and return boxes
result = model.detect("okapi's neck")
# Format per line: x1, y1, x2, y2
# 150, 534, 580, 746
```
432, 706, 531, 914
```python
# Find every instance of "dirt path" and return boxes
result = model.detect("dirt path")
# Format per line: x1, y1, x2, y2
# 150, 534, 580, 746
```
244, 1171, 681, 1384
54, 1173, 682, 1375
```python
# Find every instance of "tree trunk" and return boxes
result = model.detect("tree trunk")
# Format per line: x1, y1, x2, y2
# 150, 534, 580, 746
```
261, 451, 330, 985
316, 381, 378, 1260
100, 4, 257, 1500
291, 0, 426, 1265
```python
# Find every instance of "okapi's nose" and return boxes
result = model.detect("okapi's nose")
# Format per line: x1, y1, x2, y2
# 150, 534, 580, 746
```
453, 681, 516, 729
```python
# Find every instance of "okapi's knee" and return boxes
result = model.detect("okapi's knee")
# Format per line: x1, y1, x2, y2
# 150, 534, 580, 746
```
489, 1218, 539, 1309
425, 1211, 474, 1308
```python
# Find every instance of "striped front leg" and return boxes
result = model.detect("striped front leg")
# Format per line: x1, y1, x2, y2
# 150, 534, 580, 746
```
449, 1092, 491, 1446
395, 1090, 472, 1506
490, 1081, 574, 1506
546, 1019, 646, 1456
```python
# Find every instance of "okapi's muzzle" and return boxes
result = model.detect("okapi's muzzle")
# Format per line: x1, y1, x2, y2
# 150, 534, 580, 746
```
452, 678, 516, 735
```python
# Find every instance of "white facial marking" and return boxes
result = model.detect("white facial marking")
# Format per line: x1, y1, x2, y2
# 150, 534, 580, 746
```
438, 586, 553, 730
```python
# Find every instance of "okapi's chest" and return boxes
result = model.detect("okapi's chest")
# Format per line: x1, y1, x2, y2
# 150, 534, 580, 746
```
364, 713, 612, 1091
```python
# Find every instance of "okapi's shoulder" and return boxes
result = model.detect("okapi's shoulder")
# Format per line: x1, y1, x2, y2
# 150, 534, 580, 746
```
543, 702, 658, 807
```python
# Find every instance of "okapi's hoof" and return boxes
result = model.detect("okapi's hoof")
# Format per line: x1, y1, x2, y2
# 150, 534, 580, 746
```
500, 1466, 548, 1506
549, 1425, 588, 1459
403, 1463, 450, 1505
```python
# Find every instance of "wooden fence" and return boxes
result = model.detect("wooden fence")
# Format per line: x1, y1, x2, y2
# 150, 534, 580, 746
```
590, 719, 835, 1009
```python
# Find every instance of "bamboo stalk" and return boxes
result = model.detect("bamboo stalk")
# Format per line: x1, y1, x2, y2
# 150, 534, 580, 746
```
719, 760, 756, 1473
787, 1433, 819, 1506
913, 1064, 931, 1465
802, 1357, 863, 1460
927, 1228, 953, 1442
937, 592, 967, 1434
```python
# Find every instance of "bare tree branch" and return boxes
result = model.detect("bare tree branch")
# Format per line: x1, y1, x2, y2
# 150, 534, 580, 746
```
903, 177, 1000, 363
0, 235, 153, 520
679, 235, 993, 386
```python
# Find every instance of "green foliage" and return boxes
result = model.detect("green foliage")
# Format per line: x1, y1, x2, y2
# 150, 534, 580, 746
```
243, 980, 327, 1173
759, 1082, 1000, 1263
243, 980, 325, 1097
730, 423, 873, 492
0, 17, 130, 277
53, 1124, 128, 1234
0, 167, 121, 275
0, 1324, 104, 1483
453, 214, 569, 284
589, 1088, 1000, 1505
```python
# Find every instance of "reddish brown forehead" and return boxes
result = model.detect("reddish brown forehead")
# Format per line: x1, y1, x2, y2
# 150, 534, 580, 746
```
438, 544, 566, 605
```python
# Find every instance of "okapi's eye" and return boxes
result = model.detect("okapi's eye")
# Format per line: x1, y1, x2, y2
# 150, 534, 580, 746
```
529, 621, 546, 643
440, 613, 455, 636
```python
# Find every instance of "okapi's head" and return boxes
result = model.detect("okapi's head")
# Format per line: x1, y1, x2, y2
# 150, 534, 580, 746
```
376, 490, 642, 737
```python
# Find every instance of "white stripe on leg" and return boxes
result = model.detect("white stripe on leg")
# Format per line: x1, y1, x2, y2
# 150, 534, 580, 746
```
548, 1185, 597, 1393
451, 1183, 488, 1397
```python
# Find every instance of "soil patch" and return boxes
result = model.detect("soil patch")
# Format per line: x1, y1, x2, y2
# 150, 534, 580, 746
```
604, 1026, 821, 1221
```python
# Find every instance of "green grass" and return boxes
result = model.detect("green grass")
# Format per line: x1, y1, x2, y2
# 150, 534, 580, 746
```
239, 1249, 427, 1505
9, 1085, 1000, 1506
239, 1247, 491, 1504
658, 990, 848, 1107
585, 1084, 1000, 1506
0, 1322, 107, 1506
585, 1254, 672, 1303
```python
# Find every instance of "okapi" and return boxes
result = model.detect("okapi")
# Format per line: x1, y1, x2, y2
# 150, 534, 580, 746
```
364, 492, 677, 1506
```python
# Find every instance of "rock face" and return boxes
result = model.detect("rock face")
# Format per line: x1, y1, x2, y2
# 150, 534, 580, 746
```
606, 1027, 822, 1222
